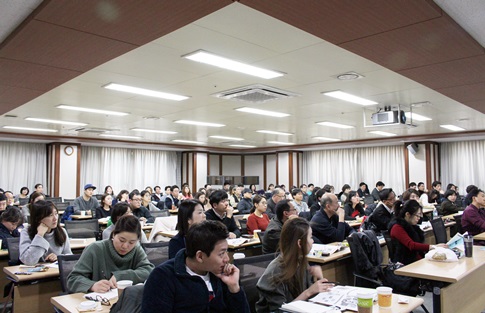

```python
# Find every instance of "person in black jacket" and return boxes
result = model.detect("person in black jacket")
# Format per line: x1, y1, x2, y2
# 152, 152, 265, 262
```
441, 189, 459, 216
367, 188, 396, 234
206, 190, 240, 238
343, 191, 365, 220
0, 207, 22, 250
236, 188, 253, 214
129, 190, 154, 223
266, 188, 285, 219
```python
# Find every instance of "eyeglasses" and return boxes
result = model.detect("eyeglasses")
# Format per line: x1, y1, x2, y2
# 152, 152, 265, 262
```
413, 214, 423, 218
85, 295, 111, 306
132, 198, 142, 202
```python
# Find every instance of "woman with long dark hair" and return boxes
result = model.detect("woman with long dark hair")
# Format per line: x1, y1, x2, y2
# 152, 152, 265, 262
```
256, 218, 332, 312
112, 189, 129, 206
246, 195, 270, 234
343, 190, 365, 220
95, 193, 113, 218
19, 200, 72, 265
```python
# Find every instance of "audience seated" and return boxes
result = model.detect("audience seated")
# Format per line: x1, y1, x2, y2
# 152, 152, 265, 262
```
142, 220, 250, 313
343, 191, 365, 220
102, 202, 148, 243
141, 190, 160, 212
266, 188, 285, 219
357, 182, 370, 198
68, 215, 154, 293
95, 193, 113, 218
290, 188, 309, 214
73, 184, 99, 216
206, 190, 240, 238
308, 188, 324, 218
367, 188, 396, 234
440, 189, 459, 216
310, 193, 355, 244
0, 207, 22, 249
20, 200, 72, 265
165, 185, 181, 210
246, 195, 270, 235
236, 188, 253, 214
420, 189, 439, 207
371, 181, 385, 201
262, 200, 298, 254
112, 189, 129, 207
129, 190, 154, 224
337, 184, 351, 203
0, 194, 6, 212
462, 188, 485, 237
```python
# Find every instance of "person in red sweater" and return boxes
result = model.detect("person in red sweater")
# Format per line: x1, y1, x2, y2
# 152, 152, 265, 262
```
389, 200, 447, 264
246, 195, 270, 235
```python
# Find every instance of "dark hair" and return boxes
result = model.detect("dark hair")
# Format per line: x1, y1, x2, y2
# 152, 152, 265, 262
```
140, 190, 151, 203
171, 185, 179, 192
315, 188, 325, 200
176, 199, 204, 236
104, 185, 114, 195
393, 200, 422, 219
427, 189, 440, 202
194, 192, 207, 205
0, 194, 6, 202
28, 201, 66, 246
376, 181, 385, 187
116, 189, 129, 201
432, 181, 442, 188
291, 188, 302, 197
344, 190, 359, 205
402, 189, 419, 201
129, 190, 140, 200
111, 202, 131, 224
250, 195, 265, 214
466, 185, 478, 193
249, 184, 256, 192
268, 183, 275, 189
299, 184, 307, 188
418, 182, 425, 187
468, 188, 484, 201
322, 184, 333, 193
20, 187, 30, 195
209, 189, 228, 207
341, 184, 351, 192
275, 199, 292, 221
34, 183, 43, 189
359, 182, 367, 188
100, 193, 112, 208
1, 207, 23, 224
409, 182, 417, 188
446, 183, 456, 190
29, 191, 44, 204
185, 220, 228, 258
110, 215, 141, 239
308, 183, 314, 188
223, 181, 231, 186
164, 185, 171, 191
379, 188, 394, 201
444, 189, 457, 199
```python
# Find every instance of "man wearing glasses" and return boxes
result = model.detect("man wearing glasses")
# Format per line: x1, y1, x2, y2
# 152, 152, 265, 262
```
310, 193, 355, 244
266, 188, 285, 219
129, 190, 154, 224
262, 199, 298, 254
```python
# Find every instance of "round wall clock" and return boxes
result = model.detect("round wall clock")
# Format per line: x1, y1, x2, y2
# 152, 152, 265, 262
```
64, 145, 74, 156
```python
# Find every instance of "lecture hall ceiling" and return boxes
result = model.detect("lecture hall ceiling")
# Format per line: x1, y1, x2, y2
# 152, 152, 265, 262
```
0, 0, 484, 152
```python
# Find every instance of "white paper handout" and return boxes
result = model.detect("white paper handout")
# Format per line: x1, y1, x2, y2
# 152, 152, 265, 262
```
281, 300, 339, 313
309, 244, 340, 257
310, 286, 374, 311
226, 238, 248, 246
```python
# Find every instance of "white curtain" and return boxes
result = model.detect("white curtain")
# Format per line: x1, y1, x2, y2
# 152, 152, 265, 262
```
303, 145, 405, 195
80, 146, 179, 194
0, 141, 46, 194
441, 140, 485, 192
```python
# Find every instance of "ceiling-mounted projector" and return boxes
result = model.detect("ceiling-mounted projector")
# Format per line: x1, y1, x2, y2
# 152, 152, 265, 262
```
371, 110, 406, 125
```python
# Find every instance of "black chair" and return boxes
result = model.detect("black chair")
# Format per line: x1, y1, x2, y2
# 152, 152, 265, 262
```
381, 230, 394, 263
239, 219, 248, 235
46, 197, 63, 203
150, 210, 170, 218
363, 195, 375, 206
64, 219, 100, 239
141, 242, 170, 266
58, 254, 81, 293
430, 218, 447, 244
6, 237, 20, 266
233, 254, 276, 313
454, 214, 463, 234
55, 202, 70, 212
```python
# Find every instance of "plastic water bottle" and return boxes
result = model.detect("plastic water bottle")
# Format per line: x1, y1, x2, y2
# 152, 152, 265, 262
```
433, 207, 438, 219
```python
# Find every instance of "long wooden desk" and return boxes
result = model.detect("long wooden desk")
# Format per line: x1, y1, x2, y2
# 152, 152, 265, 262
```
474, 231, 485, 241
395, 246, 485, 313
51, 293, 117, 313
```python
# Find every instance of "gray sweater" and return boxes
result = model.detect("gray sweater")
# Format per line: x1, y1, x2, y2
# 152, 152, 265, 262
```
19, 227, 72, 265
73, 196, 99, 215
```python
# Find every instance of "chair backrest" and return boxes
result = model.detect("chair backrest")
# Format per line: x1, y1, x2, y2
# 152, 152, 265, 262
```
110, 284, 144, 313
58, 254, 81, 293
46, 197, 63, 203
233, 254, 276, 313
64, 219, 100, 238
363, 195, 375, 206
430, 218, 447, 244
7, 237, 20, 266
239, 219, 248, 235
141, 242, 170, 266
150, 210, 170, 218
454, 214, 463, 234
347, 231, 383, 280
55, 202, 70, 211
381, 230, 394, 262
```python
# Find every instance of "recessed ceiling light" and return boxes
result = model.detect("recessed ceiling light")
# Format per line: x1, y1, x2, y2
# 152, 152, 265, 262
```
99, 134, 141, 139
256, 130, 293, 136
322, 90, 377, 106
229, 144, 257, 148
174, 120, 225, 127
57, 105, 129, 116
131, 128, 177, 134
369, 131, 397, 137
25, 117, 87, 126
267, 141, 295, 145
336, 72, 364, 80
3, 126, 58, 133
182, 50, 284, 79
235, 107, 290, 118
404, 112, 432, 121
104, 83, 189, 101
172, 139, 206, 145
317, 121, 354, 129
209, 136, 244, 141
313, 136, 341, 142
440, 124, 465, 131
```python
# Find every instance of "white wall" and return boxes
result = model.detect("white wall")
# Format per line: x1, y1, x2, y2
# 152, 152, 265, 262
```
266, 154, 277, 189
277, 153, 289, 187
244, 155, 264, 189
222, 155, 241, 176
59, 144, 78, 199
196, 153, 207, 190
408, 144, 427, 185
209, 154, 220, 175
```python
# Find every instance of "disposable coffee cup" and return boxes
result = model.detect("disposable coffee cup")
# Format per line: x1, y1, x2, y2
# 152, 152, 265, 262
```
117, 280, 133, 298
357, 292, 374, 313
464, 234, 473, 257
80, 211, 86, 216
233, 253, 245, 260
253, 229, 261, 240
377, 286, 392, 308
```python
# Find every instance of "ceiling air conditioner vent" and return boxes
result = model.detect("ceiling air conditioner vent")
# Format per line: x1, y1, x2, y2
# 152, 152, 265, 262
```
213, 84, 299, 103
74, 127, 118, 134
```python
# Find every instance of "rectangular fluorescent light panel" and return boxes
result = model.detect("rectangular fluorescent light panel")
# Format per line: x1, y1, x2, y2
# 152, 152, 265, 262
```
323, 91, 377, 106
230, 144, 257, 148
267, 141, 295, 145
369, 131, 397, 137
172, 139, 206, 145
405, 112, 432, 121
25, 117, 87, 126
183, 50, 284, 79
174, 120, 225, 127
209, 136, 244, 141
236, 107, 290, 118
440, 124, 465, 131
317, 121, 354, 129
99, 134, 141, 139
131, 128, 177, 134
57, 105, 129, 116
256, 130, 293, 136
313, 136, 341, 142
3, 126, 58, 133
104, 83, 189, 101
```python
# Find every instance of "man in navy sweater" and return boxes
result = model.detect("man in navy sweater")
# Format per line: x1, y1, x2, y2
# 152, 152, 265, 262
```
142, 220, 250, 313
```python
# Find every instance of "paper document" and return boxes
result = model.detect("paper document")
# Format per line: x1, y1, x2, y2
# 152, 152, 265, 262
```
310, 286, 375, 311
309, 244, 340, 257
227, 238, 248, 246
447, 232, 464, 251
281, 300, 337, 313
